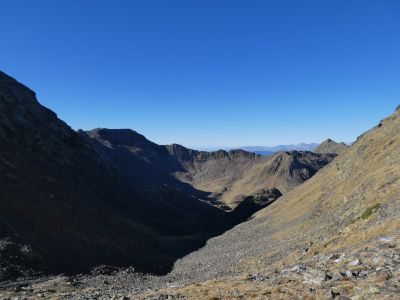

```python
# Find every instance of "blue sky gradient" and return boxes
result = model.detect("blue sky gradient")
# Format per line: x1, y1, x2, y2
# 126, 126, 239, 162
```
1, 0, 399, 147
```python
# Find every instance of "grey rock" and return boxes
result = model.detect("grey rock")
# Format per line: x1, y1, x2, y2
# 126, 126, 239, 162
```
348, 259, 361, 266
345, 270, 355, 278
379, 236, 394, 243
303, 269, 327, 284
290, 265, 307, 273
331, 272, 343, 281
247, 274, 269, 281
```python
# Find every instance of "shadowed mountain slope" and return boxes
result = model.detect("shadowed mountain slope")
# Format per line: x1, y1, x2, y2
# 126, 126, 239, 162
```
80, 128, 203, 196
0, 71, 257, 279
0, 71, 164, 276
0, 71, 290, 281
0, 71, 338, 287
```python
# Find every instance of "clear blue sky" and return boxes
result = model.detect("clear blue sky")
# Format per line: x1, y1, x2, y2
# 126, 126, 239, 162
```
1, 0, 399, 148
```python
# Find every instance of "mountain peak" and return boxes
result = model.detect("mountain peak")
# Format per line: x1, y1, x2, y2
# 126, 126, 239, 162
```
86, 128, 154, 147
315, 138, 349, 155
0, 71, 38, 106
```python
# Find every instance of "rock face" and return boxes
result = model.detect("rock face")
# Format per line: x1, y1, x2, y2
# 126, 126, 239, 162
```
314, 138, 349, 155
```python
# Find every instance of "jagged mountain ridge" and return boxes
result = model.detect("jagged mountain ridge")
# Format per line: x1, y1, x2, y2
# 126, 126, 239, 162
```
84, 129, 335, 208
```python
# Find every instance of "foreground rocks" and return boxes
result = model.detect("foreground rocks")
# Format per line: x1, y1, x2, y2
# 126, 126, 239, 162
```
1, 235, 398, 299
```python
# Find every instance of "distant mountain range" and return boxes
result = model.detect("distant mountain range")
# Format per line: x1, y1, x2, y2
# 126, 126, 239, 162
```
240, 143, 319, 155
195, 143, 320, 155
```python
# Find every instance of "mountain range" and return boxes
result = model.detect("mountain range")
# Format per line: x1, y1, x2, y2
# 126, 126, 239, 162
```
0, 71, 399, 299
240, 143, 320, 155
0, 71, 336, 279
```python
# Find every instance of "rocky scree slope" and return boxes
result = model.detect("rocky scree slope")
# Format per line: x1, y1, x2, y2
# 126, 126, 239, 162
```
136, 107, 400, 299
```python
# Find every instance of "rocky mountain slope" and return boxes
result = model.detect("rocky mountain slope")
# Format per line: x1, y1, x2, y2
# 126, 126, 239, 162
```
4, 107, 398, 299
132, 106, 400, 299
315, 138, 349, 155
164, 144, 335, 208
1, 70, 379, 299
213, 150, 336, 207
0, 71, 256, 280
83, 129, 335, 209
1, 71, 324, 283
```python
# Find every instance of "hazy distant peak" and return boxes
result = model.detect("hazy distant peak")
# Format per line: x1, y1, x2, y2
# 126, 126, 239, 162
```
240, 143, 319, 154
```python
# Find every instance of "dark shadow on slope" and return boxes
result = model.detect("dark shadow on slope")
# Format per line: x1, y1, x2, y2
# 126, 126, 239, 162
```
78, 129, 217, 202
0, 186, 282, 280
132, 188, 283, 275
84, 187, 284, 276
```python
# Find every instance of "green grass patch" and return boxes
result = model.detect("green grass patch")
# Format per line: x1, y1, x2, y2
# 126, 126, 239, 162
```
346, 203, 381, 227
360, 203, 381, 220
